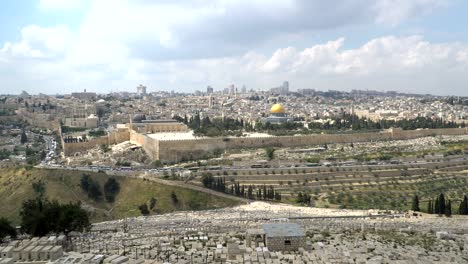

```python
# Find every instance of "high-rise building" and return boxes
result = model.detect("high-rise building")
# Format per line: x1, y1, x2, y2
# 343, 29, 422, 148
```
137, 84, 147, 96
269, 81, 290, 95
298, 88, 315, 95
282, 81, 289, 94
71, 89, 97, 99
206, 86, 214, 94
241, 85, 247, 94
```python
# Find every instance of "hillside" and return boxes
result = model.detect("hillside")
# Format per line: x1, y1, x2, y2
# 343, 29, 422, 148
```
0, 167, 241, 224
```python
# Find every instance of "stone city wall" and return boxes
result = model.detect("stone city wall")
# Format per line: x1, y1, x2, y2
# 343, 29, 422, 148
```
151, 127, 467, 162
62, 127, 467, 161
130, 130, 159, 160
63, 130, 129, 156
157, 137, 226, 162
390, 127, 467, 139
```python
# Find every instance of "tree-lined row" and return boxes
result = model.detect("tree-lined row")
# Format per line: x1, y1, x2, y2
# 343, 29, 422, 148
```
174, 113, 463, 138
412, 194, 468, 216
201, 174, 281, 201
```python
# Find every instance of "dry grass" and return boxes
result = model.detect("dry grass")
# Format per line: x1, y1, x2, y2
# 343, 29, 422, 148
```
0, 167, 240, 224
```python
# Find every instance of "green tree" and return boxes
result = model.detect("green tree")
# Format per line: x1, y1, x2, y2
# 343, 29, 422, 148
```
20, 130, 28, 144
0, 217, 16, 242
445, 200, 452, 217
437, 193, 446, 215
265, 147, 275, 160
170, 191, 179, 204
103, 178, 120, 203
87, 180, 102, 201
459, 195, 468, 215
296, 192, 311, 205
149, 197, 157, 210
201, 174, 215, 188
80, 174, 102, 201
138, 203, 150, 215
427, 199, 433, 214
80, 174, 91, 192
32, 180, 46, 198
100, 144, 110, 153
20, 198, 89, 236
411, 195, 420, 211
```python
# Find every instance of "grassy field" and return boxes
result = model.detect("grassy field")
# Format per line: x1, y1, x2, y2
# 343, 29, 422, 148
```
0, 167, 241, 225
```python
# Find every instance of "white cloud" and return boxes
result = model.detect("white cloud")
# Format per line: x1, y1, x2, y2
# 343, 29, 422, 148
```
134, 36, 468, 95
373, 0, 450, 26
70, 0, 451, 61
0, 0, 465, 95
1, 25, 468, 95
39, 0, 83, 11
0, 25, 72, 59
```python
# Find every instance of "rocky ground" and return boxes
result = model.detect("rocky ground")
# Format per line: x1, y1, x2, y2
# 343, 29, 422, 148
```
66, 202, 468, 263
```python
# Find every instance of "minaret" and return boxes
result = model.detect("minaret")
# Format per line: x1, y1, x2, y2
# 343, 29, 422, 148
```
129, 111, 133, 132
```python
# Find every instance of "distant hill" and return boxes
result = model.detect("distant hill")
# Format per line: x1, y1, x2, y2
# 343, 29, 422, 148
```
0, 167, 241, 224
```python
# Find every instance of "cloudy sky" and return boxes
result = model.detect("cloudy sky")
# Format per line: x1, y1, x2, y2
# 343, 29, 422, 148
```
1, 0, 468, 95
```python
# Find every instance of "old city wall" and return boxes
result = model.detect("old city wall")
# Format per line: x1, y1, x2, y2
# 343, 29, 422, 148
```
130, 130, 160, 160
152, 132, 396, 162
157, 137, 226, 162
62, 127, 468, 160
391, 127, 467, 139
225, 132, 393, 149
152, 127, 468, 162
63, 130, 130, 156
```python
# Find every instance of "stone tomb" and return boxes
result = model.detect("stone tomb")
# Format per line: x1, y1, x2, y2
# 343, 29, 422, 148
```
262, 223, 306, 252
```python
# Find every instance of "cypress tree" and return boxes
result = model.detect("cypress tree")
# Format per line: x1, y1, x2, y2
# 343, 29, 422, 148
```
438, 193, 446, 215
445, 200, 452, 217
20, 130, 28, 144
434, 197, 440, 214
297, 192, 303, 204
411, 195, 420, 211
247, 185, 253, 199
427, 199, 433, 214
459, 195, 468, 215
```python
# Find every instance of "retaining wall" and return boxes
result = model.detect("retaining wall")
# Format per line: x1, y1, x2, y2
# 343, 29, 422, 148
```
63, 130, 130, 156
63, 127, 468, 160
153, 127, 468, 162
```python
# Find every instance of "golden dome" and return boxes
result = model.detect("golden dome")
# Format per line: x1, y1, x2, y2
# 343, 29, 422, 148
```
270, 103, 285, 114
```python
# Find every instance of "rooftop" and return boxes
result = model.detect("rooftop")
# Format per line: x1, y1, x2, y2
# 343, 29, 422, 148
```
148, 131, 201, 140
147, 131, 272, 141
262, 223, 305, 238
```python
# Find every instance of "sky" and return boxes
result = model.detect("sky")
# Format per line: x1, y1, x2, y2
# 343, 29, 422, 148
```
0, 0, 468, 96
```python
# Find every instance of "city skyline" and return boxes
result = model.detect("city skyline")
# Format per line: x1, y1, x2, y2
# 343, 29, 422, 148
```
1, 0, 468, 96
